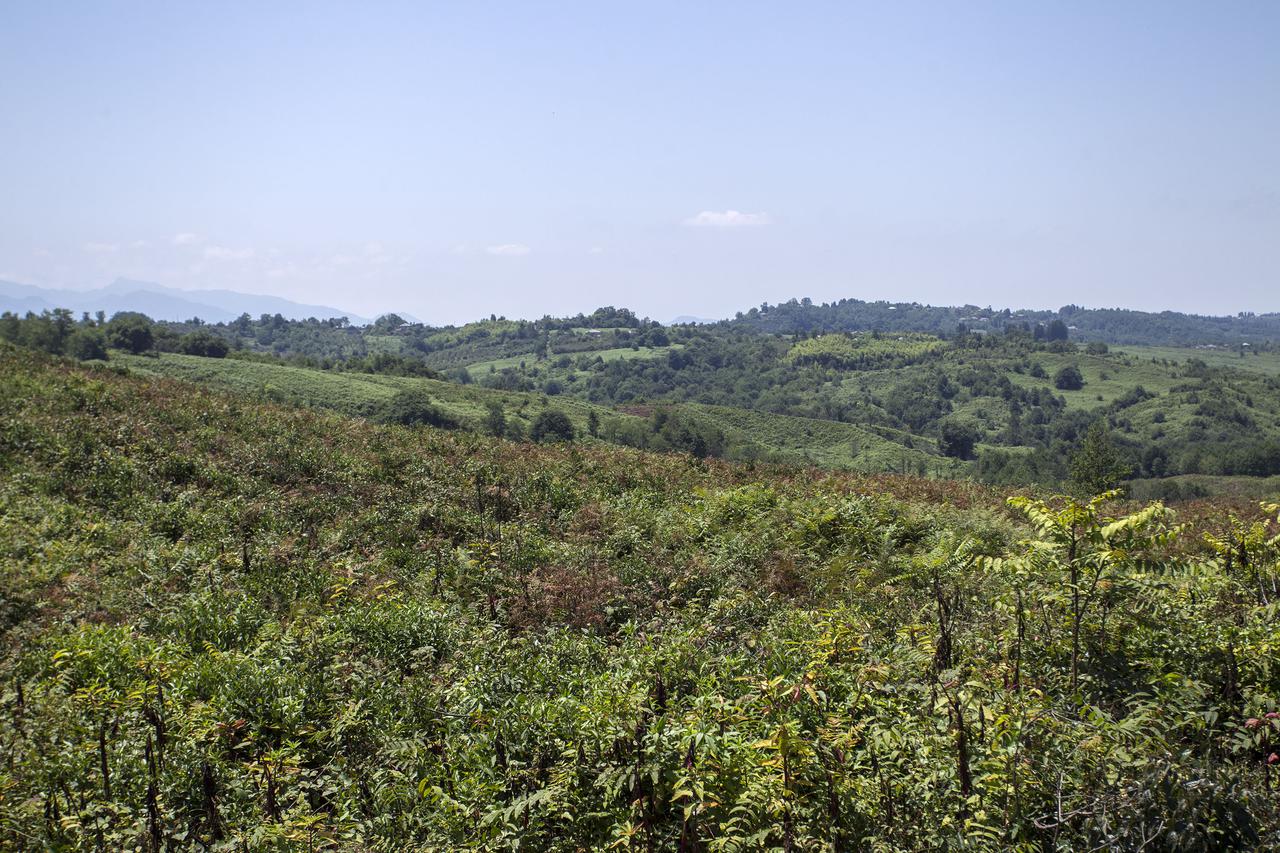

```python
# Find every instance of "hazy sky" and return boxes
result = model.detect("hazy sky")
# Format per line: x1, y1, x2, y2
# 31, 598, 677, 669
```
2, 2, 1277, 324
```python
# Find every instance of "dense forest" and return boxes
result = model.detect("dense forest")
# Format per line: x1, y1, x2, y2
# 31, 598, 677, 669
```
2, 344, 1279, 849
728, 299, 1280, 346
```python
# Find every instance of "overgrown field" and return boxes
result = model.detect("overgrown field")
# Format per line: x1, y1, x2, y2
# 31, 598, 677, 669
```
2, 345, 1280, 850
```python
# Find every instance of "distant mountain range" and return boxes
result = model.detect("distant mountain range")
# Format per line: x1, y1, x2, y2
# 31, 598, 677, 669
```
0, 278, 370, 325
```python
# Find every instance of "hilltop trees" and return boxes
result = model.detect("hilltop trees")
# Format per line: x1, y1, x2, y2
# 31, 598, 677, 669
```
65, 327, 108, 360
177, 329, 230, 357
106, 312, 155, 353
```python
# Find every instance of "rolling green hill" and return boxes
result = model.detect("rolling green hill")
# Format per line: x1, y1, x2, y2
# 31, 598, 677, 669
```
7, 305, 1280, 495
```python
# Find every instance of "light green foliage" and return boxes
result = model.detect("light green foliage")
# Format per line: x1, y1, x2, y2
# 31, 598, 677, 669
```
787, 331, 944, 367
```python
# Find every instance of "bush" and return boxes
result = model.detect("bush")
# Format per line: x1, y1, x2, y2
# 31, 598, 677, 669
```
530, 408, 575, 443
105, 312, 154, 354
178, 330, 230, 358
65, 328, 108, 361
939, 420, 979, 459
375, 388, 458, 429
1054, 365, 1085, 390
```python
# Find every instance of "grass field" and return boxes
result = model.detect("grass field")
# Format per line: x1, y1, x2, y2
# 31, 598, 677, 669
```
114, 352, 648, 439
465, 344, 678, 374
687, 404, 964, 475
117, 352, 956, 470
1120, 344, 1280, 376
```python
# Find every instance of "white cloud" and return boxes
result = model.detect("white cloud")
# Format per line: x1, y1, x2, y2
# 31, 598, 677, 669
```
364, 241, 393, 265
682, 210, 772, 227
485, 243, 531, 256
83, 241, 119, 253
203, 245, 255, 261
171, 232, 202, 246
587, 246, 605, 255
129, 239, 151, 249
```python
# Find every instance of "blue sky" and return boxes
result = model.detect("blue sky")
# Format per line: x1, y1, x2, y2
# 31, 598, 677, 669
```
1, 1, 1277, 324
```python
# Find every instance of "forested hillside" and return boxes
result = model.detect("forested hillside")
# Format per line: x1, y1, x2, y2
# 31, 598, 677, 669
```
2, 344, 1279, 849
8, 306, 1280, 495
729, 299, 1280, 346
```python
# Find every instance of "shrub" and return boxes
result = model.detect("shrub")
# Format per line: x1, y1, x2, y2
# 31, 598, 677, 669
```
1054, 365, 1085, 390
178, 330, 230, 358
530, 408, 575, 442
938, 420, 980, 459
65, 328, 108, 361
375, 388, 458, 429
105, 312, 155, 354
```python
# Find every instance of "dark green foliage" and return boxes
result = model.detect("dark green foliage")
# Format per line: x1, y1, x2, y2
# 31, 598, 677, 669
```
938, 419, 979, 459
65, 327, 108, 360
106, 311, 155, 353
1054, 364, 1085, 390
1069, 421, 1130, 495
178, 329, 230, 357
1045, 318, 1070, 341
484, 400, 508, 437
15, 299, 1280, 491
530, 408, 575, 442
375, 387, 458, 429
732, 296, 1280, 345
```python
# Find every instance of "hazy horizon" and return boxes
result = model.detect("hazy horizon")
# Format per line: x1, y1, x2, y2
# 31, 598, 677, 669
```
3, 2, 1277, 325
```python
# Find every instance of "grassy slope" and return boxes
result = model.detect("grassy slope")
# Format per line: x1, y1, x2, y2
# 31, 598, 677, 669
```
687, 403, 966, 475
465, 344, 680, 374
115, 351, 650, 438
117, 339, 1280, 492
115, 352, 969, 471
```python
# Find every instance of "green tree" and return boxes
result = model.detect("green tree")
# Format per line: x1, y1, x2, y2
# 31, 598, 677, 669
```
106, 312, 155, 354
1004, 492, 1178, 691
939, 420, 979, 460
1068, 421, 1129, 496
178, 330, 230, 358
1045, 319, 1070, 341
484, 401, 507, 437
375, 388, 457, 429
586, 410, 600, 438
530, 408, 575, 443
65, 328, 108, 360
1053, 364, 1084, 391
